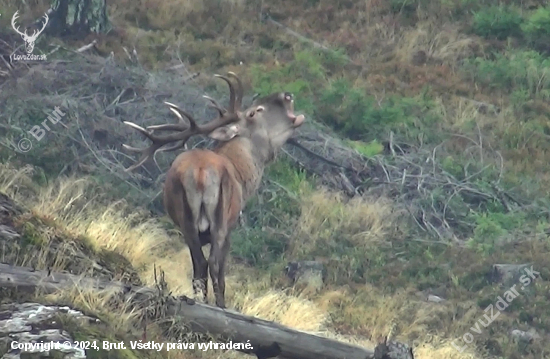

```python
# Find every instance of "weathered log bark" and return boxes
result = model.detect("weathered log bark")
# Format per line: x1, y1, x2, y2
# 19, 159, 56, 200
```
0, 262, 375, 359
46, 0, 111, 37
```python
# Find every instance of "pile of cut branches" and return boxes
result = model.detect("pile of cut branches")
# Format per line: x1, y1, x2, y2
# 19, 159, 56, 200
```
286, 127, 532, 242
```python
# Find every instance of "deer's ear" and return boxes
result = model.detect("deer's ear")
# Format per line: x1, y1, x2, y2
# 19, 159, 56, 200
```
208, 124, 240, 141
246, 105, 264, 122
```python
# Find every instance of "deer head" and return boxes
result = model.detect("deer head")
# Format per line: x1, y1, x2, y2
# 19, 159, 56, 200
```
239, 90, 306, 160
12, 11, 49, 54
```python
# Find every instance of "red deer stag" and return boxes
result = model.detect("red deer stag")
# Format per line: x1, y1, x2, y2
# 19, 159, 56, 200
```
122, 72, 305, 308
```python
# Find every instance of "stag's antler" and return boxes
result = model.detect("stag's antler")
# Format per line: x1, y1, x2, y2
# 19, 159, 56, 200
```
121, 72, 244, 172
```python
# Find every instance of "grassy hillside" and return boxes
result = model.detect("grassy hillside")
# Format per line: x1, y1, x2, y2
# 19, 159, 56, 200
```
1, 0, 550, 358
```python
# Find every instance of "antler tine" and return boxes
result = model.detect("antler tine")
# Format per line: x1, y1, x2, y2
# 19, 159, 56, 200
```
214, 74, 237, 113
147, 123, 186, 132
165, 101, 239, 135
121, 121, 176, 172
146, 104, 193, 132
202, 95, 225, 116
156, 141, 186, 153
126, 138, 186, 157
227, 72, 243, 111
163, 102, 199, 131
120, 144, 145, 153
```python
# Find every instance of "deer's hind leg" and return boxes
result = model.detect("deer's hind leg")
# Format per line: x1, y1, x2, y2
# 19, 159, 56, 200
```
185, 228, 209, 303
217, 236, 230, 308
164, 174, 209, 304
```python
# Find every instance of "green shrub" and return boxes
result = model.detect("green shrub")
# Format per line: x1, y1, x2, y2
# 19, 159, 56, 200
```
464, 50, 550, 100
466, 210, 525, 256
522, 6, 550, 52
441, 155, 465, 179
231, 227, 288, 268
317, 79, 440, 141
347, 140, 384, 157
472, 5, 524, 40
265, 158, 311, 195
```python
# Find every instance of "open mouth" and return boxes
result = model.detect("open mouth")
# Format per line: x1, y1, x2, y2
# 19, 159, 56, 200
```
287, 110, 305, 127
286, 99, 305, 127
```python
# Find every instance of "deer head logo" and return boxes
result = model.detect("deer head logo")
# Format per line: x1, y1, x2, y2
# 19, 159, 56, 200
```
11, 11, 49, 54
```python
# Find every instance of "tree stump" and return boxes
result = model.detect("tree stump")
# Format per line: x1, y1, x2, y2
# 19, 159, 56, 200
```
46, 0, 111, 38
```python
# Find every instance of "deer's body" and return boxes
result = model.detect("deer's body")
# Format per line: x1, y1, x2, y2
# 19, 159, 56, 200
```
163, 137, 266, 304
122, 73, 305, 308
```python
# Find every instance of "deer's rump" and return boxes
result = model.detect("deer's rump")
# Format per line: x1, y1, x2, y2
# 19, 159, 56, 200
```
163, 150, 242, 239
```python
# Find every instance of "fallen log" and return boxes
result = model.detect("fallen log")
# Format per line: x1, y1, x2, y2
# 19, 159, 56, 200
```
0, 262, 375, 359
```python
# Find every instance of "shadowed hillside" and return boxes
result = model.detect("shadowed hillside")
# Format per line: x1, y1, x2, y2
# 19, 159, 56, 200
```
0, 0, 549, 358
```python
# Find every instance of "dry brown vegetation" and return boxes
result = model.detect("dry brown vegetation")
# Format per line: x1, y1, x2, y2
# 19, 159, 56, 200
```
1, 0, 550, 358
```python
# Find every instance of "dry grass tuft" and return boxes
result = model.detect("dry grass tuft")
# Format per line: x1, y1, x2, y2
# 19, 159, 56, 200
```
290, 188, 396, 257
413, 343, 478, 359
237, 290, 327, 333
0, 164, 37, 197
394, 22, 483, 68
0, 162, 193, 293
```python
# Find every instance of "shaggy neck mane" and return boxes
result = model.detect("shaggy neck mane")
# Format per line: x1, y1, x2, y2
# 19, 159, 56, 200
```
214, 137, 274, 203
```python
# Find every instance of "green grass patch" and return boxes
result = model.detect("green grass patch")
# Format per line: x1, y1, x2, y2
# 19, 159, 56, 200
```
522, 6, 550, 53
252, 49, 443, 144
463, 49, 550, 100
347, 140, 384, 157
466, 210, 525, 256
472, 5, 524, 40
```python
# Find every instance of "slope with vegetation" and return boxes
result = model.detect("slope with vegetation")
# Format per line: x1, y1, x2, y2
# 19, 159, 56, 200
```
1, 0, 550, 358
